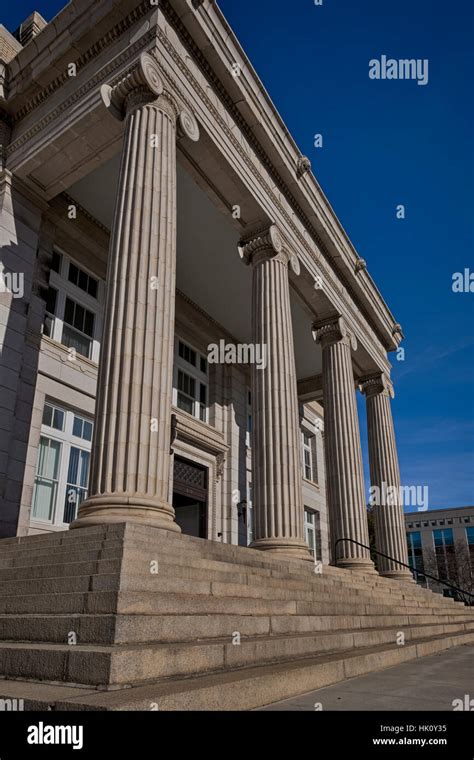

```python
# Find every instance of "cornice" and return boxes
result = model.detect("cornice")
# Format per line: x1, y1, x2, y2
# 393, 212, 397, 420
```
6, 27, 157, 157
8, 1, 151, 124
171, 408, 229, 457
5, 0, 400, 356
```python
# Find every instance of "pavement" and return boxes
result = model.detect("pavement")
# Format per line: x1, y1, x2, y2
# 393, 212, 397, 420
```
258, 645, 474, 711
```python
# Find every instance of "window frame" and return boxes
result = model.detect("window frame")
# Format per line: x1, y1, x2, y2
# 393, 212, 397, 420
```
304, 507, 321, 560
31, 402, 94, 528
173, 337, 209, 424
43, 248, 103, 363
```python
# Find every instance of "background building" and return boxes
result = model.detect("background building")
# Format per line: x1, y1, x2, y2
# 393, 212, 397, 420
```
406, 506, 474, 597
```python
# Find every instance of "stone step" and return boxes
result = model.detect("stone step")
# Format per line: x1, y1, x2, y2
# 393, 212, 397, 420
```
3, 630, 472, 710
1, 605, 473, 648
2, 525, 465, 605
0, 532, 464, 611
0, 531, 436, 595
0, 569, 464, 620
0, 622, 472, 686
0, 585, 469, 625
0, 559, 468, 620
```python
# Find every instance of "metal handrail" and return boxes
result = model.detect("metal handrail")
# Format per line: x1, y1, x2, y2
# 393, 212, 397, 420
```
334, 537, 474, 604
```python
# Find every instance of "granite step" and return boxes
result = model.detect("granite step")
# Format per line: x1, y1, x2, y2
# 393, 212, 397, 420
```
0, 622, 473, 686
1, 631, 472, 710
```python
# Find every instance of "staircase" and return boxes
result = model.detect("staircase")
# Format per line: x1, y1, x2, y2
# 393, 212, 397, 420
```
0, 522, 473, 710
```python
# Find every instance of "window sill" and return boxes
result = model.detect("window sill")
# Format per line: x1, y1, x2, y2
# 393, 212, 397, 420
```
303, 477, 320, 489
41, 335, 99, 370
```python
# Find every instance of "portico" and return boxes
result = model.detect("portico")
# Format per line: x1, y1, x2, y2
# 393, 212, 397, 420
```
1, 0, 407, 575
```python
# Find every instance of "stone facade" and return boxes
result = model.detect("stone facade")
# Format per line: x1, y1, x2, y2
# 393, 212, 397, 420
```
1, 0, 407, 576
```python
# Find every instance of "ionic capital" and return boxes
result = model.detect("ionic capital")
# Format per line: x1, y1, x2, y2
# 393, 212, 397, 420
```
360, 372, 395, 399
100, 54, 201, 143
238, 224, 300, 272
101, 53, 165, 119
312, 316, 357, 350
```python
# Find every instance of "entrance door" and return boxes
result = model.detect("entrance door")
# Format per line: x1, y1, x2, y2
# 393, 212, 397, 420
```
173, 457, 208, 539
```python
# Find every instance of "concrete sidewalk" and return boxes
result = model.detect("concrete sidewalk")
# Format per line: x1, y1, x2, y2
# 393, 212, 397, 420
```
258, 645, 474, 711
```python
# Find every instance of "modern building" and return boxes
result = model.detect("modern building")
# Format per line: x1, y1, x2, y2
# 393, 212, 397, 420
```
406, 507, 474, 597
0, 0, 472, 711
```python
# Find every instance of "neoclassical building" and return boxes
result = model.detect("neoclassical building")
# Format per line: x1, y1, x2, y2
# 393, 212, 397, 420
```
0, 0, 472, 711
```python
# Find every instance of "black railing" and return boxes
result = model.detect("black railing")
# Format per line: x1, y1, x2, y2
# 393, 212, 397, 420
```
334, 537, 474, 605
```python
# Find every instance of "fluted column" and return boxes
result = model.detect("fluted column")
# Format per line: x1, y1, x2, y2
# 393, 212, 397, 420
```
314, 318, 374, 572
360, 374, 412, 580
239, 226, 310, 560
72, 53, 199, 530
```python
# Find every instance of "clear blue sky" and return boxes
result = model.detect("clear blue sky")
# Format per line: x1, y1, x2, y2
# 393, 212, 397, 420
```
3, 0, 473, 509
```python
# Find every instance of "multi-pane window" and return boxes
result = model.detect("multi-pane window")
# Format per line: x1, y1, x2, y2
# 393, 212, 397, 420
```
173, 339, 208, 423
42, 249, 102, 362
466, 527, 474, 568
407, 531, 424, 575
32, 437, 62, 522
304, 508, 321, 560
32, 403, 93, 527
68, 262, 99, 298
433, 528, 457, 580
302, 432, 313, 481
246, 390, 252, 448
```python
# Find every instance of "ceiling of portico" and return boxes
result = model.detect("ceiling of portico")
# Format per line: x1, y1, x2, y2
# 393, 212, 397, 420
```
67, 156, 323, 381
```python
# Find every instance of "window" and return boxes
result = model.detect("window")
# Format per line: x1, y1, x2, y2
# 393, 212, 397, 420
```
64, 447, 91, 524
42, 403, 65, 431
433, 529, 457, 581
466, 527, 474, 570
51, 250, 62, 273
407, 531, 424, 575
304, 508, 321, 560
246, 389, 252, 448
41, 249, 103, 362
43, 287, 58, 339
32, 403, 93, 527
302, 432, 312, 480
32, 437, 62, 522
173, 339, 209, 423
246, 484, 254, 547
68, 262, 98, 298
301, 430, 318, 483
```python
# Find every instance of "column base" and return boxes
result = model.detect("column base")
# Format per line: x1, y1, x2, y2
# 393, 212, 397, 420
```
70, 494, 181, 533
379, 569, 415, 582
336, 557, 376, 574
250, 537, 313, 561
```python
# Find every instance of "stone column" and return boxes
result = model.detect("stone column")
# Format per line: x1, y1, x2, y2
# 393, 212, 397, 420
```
313, 318, 373, 572
239, 225, 310, 560
72, 53, 199, 530
360, 374, 412, 580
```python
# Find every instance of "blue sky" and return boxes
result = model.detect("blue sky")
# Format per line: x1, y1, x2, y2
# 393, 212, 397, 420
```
3, 0, 473, 509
